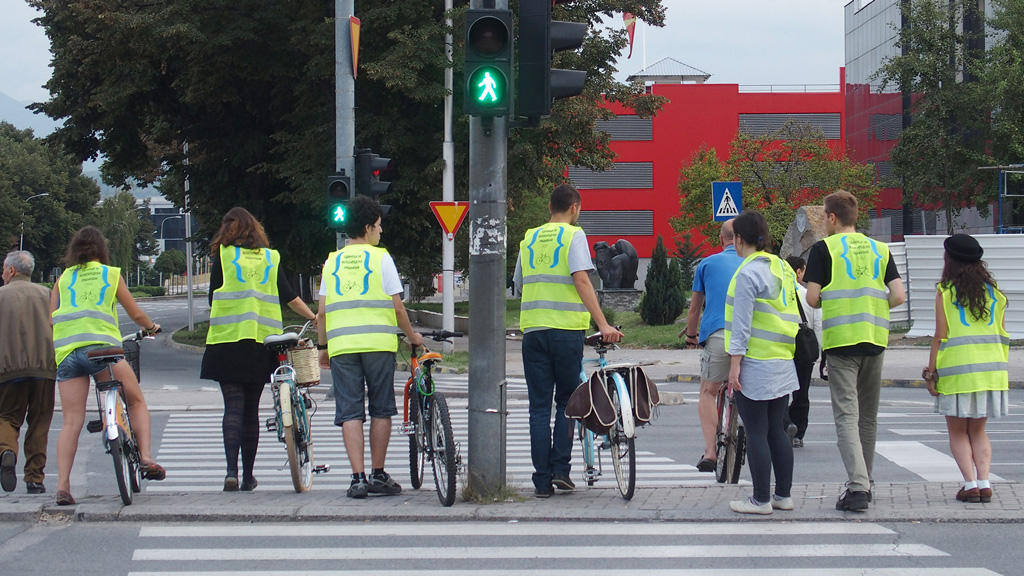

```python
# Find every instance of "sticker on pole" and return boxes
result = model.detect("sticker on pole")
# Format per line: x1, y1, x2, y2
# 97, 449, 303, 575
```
712, 182, 742, 222
429, 201, 470, 240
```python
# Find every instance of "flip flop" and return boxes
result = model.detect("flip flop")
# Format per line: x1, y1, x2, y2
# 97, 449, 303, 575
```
696, 457, 717, 472
55, 490, 76, 506
140, 461, 166, 481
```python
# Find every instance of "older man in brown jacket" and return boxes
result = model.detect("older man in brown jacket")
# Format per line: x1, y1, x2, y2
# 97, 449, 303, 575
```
0, 251, 57, 493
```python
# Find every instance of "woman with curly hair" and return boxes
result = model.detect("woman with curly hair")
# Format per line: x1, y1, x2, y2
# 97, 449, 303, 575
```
201, 207, 316, 492
923, 234, 1009, 503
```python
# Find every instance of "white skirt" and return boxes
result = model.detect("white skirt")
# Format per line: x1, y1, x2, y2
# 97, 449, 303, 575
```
934, 389, 1010, 419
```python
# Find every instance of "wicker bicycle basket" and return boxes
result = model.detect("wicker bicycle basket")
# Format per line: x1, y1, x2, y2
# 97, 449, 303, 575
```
122, 338, 141, 383
287, 341, 321, 387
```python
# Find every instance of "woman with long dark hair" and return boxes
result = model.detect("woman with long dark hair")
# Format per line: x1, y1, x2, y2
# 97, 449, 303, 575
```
724, 211, 799, 515
50, 226, 165, 506
201, 207, 316, 492
923, 234, 1009, 503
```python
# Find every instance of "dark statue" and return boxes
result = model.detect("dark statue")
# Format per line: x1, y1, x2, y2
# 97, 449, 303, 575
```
593, 239, 639, 290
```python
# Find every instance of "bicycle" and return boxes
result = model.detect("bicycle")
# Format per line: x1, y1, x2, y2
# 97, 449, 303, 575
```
84, 329, 157, 505
714, 385, 746, 484
398, 330, 463, 507
263, 321, 330, 492
574, 331, 640, 501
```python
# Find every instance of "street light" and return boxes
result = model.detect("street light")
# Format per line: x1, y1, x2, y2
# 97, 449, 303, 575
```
20, 193, 50, 251
158, 215, 183, 245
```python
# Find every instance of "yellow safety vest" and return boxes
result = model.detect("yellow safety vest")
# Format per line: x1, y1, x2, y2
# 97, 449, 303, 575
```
820, 233, 891, 350
207, 245, 283, 345
519, 222, 590, 331
936, 283, 1009, 394
724, 252, 800, 360
52, 262, 122, 367
323, 245, 398, 355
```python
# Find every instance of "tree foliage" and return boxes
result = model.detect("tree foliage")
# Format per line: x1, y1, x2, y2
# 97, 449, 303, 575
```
0, 121, 100, 280
28, 0, 667, 283
154, 248, 187, 276
639, 235, 684, 326
875, 0, 994, 228
986, 0, 1024, 165
671, 125, 878, 252
98, 191, 158, 278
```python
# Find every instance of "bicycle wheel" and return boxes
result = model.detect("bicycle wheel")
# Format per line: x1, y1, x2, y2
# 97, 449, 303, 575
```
408, 391, 425, 489
128, 433, 142, 494
282, 384, 313, 493
608, 385, 636, 500
111, 437, 133, 505
715, 392, 742, 484
731, 425, 746, 484
429, 393, 457, 507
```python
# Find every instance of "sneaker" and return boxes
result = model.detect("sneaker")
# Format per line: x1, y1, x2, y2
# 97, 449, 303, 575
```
785, 423, 798, 444
535, 485, 554, 498
347, 478, 369, 499
240, 476, 258, 492
836, 489, 870, 511
368, 471, 402, 495
956, 486, 981, 503
730, 497, 773, 515
792, 437, 804, 448
552, 474, 576, 491
771, 495, 795, 511
223, 476, 239, 492
26, 482, 45, 494
0, 450, 15, 493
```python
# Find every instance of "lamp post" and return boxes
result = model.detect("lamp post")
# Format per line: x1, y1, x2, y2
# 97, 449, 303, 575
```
20, 193, 50, 251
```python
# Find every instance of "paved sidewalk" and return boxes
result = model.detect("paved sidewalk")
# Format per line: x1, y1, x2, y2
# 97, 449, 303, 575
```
1, 481, 1021, 523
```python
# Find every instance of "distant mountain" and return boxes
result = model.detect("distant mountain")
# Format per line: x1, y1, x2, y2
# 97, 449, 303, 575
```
0, 91, 59, 136
82, 169, 160, 200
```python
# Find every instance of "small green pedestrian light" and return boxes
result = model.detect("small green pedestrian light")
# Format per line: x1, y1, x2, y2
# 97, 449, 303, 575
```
464, 10, 513, 116
330, 203, 346, 226
468, 66, 507, 109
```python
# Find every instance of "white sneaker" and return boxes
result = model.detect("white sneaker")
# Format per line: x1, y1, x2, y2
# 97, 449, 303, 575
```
771, 495, 795, 510
730, 497, 773, 515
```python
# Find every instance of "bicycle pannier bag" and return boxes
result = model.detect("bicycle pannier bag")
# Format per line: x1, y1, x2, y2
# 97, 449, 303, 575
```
566, 370, 617, 435
628, 365, 660, 424
794, 294, 819, 365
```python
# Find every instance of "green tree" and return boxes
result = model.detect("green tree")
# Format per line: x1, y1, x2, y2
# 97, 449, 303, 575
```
154, 248, 187, 276
875, 0, 994, 228
0, 121, 100, 280
639, 235, 684, 326
671, 126, 878, 252
29, 0, 667, 282
986, 1, 1024, 165
98, 191, 157, 281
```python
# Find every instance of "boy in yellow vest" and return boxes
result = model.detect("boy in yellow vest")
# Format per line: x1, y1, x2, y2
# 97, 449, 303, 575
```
805, 190, 905, 512
317, 196, 423, 499
513, 184, 621, 498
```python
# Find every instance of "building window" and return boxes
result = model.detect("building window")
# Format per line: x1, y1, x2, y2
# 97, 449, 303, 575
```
568, 162, 653, 190
738, 113, 842, 139
577, 210, 654, 236
869, 114, 902, 140
595, 115, 654, 141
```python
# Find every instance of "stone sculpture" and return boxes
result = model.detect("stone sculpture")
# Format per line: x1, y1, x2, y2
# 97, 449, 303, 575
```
593, 239, 639, 290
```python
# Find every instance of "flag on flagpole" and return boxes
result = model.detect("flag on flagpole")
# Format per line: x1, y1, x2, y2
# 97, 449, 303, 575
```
623, 13, 637, 59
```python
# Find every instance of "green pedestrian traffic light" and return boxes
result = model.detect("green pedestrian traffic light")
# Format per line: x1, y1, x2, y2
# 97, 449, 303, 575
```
326, 172, 351, 230
464, 9, 513, 117
329, 202, 347, 225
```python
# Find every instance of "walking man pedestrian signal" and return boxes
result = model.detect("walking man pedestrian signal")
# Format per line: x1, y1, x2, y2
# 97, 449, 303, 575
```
464, 9, 513, 117
478, 71, 499, 102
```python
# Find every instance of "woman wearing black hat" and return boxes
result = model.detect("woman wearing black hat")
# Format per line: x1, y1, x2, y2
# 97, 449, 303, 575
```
923, 234, 1009, 503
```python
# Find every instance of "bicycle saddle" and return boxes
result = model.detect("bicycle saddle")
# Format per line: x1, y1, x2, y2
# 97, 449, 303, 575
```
263, 333, 300, 350
87, 347, 125, 363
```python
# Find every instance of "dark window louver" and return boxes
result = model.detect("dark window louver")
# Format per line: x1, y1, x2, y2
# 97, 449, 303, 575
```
568, 162, 653, 190
738, 113, 842, 139
576, 211, 654, 236
595, 115, 654, 141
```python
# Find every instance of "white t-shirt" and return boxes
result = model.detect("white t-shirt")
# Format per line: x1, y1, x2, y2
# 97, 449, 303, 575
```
318, 250, 403, 297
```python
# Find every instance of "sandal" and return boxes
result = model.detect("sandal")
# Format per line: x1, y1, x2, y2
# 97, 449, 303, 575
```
140, 461, 166, 481
55, 490, 76, 506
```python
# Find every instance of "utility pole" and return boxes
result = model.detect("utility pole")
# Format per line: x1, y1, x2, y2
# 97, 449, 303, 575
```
466, 0, 509, 496
184, 141, 195, 331
442, 0, 456, 355
337, 0, 356, 251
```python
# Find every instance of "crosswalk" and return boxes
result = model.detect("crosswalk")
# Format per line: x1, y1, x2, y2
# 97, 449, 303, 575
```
148, 397, 713, 494
125, 522, 1003, 575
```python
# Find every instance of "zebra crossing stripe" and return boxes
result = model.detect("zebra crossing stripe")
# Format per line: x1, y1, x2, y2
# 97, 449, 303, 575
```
128, 570, 1001, 576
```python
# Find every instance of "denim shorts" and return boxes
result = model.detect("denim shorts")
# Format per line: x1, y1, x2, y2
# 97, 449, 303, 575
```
56, 344, 120, 383
330, 351, 398, 424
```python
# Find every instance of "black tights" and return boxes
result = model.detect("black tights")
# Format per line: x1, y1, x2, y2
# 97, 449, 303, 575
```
220, 382, 265, 479
735, 392, 793, 504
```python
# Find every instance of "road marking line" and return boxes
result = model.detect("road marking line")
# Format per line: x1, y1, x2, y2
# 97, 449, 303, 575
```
128, 570, 1001, 576
875, 441, 1005, 482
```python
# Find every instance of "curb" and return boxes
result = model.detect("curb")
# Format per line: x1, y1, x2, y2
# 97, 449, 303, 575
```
664, 374, 1024, 389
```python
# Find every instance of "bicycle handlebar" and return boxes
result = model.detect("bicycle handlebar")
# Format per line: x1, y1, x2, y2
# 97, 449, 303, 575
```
283, 321, 315, 340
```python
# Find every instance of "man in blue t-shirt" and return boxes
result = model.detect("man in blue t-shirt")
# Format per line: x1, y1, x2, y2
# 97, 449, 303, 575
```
680, 219, 744, 472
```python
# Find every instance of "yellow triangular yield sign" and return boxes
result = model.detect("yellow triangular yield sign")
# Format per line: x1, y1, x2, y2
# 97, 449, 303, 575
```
430, 201, 469, 238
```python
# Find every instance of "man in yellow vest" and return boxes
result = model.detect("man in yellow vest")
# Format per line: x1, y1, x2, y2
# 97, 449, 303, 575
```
513, 184, 622, 498
317, 196, 423, 499
805, 190, 905, 512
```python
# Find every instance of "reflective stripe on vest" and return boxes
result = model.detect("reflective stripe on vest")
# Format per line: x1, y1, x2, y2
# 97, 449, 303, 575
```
936, 284, 1009, 394
207, 246, 282, 345
820, 233, 890, 350
519, 222, 590, 331
323, 245, 398, 355
52, 262, 121, 367
723, 252, 800, 360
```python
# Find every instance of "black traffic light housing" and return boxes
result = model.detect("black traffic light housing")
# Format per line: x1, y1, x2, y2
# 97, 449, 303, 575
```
518, 0, 588, 121
356, 149, 394, 200
464, 9, 514, 117
326, 172, 351, 229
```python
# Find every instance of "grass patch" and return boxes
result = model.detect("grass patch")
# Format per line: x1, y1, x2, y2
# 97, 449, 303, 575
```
460, 479, 528, 504
171, 303, 318, 348
614, 311, 686, 349
408, 299, 521, 329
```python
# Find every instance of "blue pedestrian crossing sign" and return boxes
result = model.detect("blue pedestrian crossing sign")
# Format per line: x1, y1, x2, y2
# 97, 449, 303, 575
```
712, 182, 742, 222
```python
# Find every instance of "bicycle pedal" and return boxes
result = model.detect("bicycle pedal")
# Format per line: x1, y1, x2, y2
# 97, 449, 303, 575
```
264, 418, 277, 432
397, 423, 415, 435
313, 464, 330, 474
86, 420, 103, 433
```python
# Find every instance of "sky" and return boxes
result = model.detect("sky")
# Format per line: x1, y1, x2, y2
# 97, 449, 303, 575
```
0, 0, 850, 105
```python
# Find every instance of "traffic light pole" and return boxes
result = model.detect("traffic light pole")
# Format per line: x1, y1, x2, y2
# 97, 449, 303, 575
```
336, 0, 356, 251
467, 1, 509, 498
442, 0, 455, 356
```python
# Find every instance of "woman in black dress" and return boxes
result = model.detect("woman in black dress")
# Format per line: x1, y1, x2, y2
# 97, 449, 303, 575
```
200, 208, 316, 491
